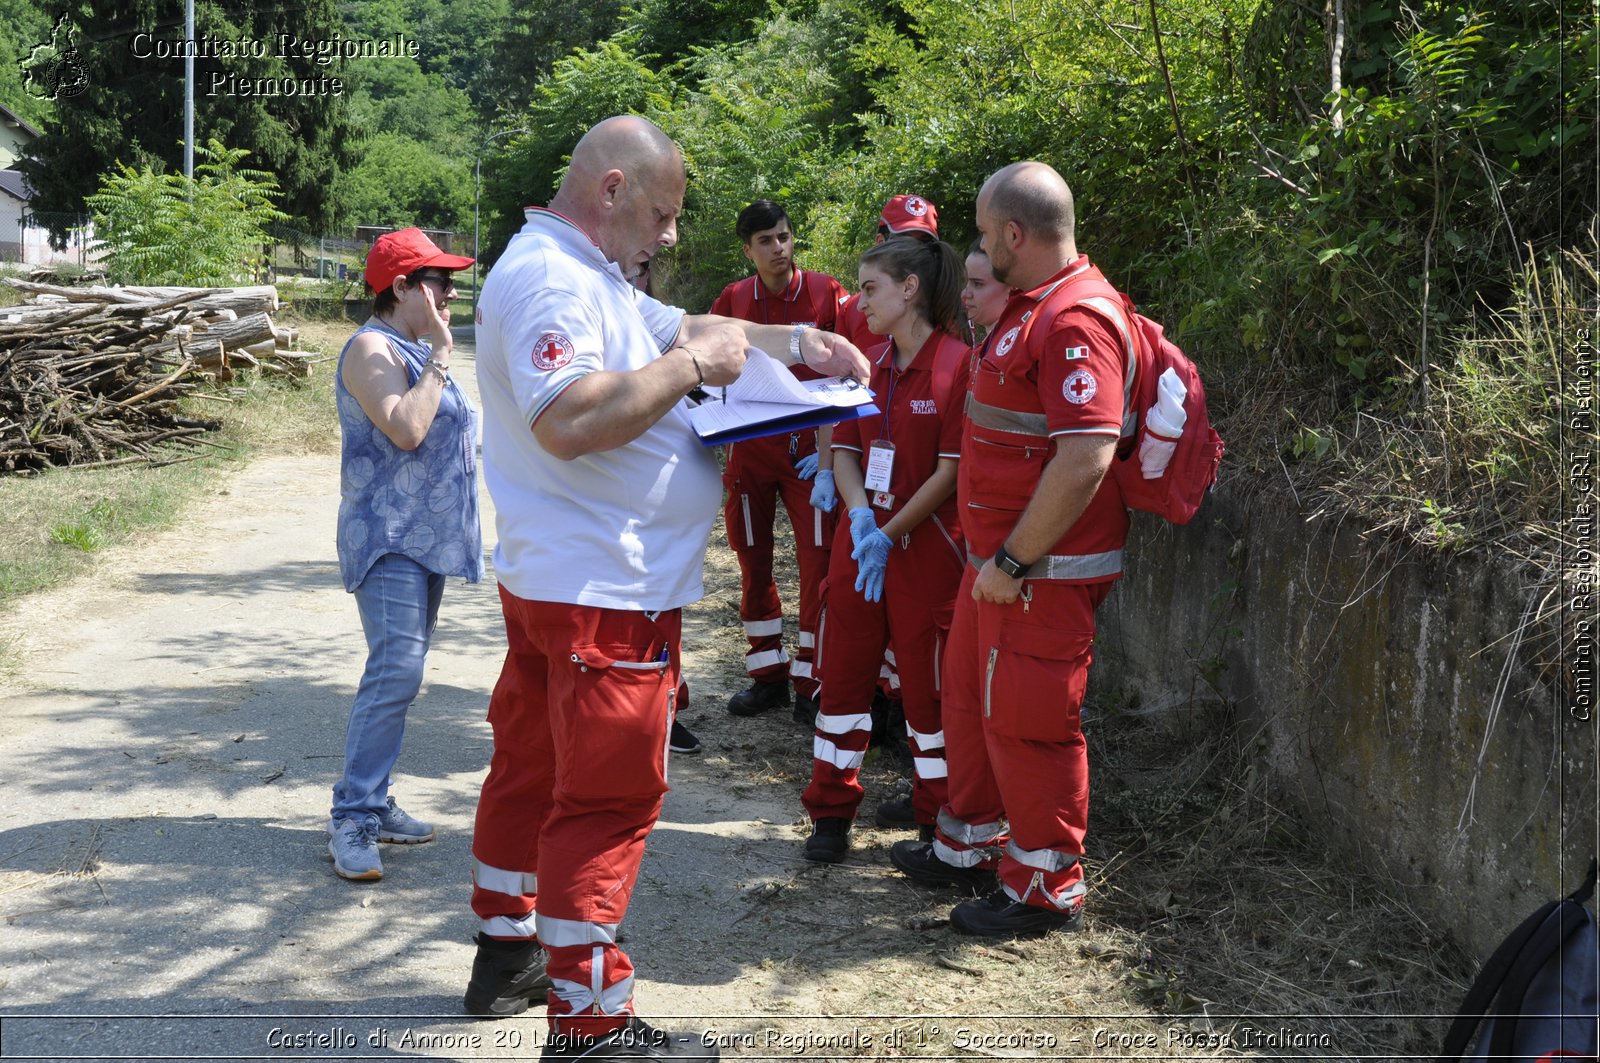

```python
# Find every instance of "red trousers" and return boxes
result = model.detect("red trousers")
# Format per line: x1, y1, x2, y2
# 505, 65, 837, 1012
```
470, 588, 679, 1037
802, 514, 963, 824
724, 434, 832, 698
936, 567, 1111, 913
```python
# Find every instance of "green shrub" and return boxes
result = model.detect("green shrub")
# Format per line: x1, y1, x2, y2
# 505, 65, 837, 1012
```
86, 140, 288, 287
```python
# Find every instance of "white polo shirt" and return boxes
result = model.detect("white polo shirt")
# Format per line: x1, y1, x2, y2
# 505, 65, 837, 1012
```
475, 207, 722, 610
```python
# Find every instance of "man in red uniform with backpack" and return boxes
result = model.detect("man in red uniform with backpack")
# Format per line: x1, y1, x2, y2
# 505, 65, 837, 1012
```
890, 160, 1137, 939
710, 200, 850, 721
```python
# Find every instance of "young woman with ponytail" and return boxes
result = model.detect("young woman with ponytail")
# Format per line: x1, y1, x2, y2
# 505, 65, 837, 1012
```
801, 236, 973, 862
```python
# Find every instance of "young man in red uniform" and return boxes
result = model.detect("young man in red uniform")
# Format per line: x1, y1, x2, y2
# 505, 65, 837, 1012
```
709, 200, 849, 721
889, 161, 1135, 940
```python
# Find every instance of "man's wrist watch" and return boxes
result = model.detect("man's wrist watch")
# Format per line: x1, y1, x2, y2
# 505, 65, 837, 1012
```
789, 323, 807, 365
992, 545, 1032, 579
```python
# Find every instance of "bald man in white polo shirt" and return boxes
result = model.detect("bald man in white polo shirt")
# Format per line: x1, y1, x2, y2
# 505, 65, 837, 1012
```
464, 116, 869, 1062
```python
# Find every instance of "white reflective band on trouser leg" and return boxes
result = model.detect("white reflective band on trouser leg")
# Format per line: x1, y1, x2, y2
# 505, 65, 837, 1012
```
937, 808, 1004, 846
932, 837, 989, 868
471, 858, 537, 898
798, 629, 816, 649
913, 756, 948, 780
883, 648, 898, 666
551, 972, 635, 1017
1012, 873, 1087, 910
878, 666, 901, 690
742, 617, 784, 637
745, 648, 789, 671
813, 736, 865, 770
817, 711, 872, 735
480, 913, 539, 938
1005, 839, 1081, 873
789, 659, 814, 679
907, 725, 945, 752
536, 914, 620, 948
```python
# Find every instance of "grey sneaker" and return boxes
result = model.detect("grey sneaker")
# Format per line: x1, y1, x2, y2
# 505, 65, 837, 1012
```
329, 816, 383, 881
377, 796, 435, 843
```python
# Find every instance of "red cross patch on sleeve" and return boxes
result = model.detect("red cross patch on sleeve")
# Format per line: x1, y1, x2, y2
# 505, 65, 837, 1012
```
1063, 368, 1098, 404
531, 332, 576, 371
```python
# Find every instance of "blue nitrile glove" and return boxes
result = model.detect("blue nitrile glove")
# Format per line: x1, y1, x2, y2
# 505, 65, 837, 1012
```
852, 528, 892, 603
810, 469, 837, 512
794, 452, 819, 480
848, 506, 879, 551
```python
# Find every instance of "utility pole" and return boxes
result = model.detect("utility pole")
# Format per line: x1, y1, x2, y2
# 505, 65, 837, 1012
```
183, 0, 194, 182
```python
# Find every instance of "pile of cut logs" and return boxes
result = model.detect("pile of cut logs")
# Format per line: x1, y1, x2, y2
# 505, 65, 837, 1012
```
0, 280, 318, 475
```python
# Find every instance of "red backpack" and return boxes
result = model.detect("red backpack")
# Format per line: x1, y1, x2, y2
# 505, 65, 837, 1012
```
1042, 273, 1225, 524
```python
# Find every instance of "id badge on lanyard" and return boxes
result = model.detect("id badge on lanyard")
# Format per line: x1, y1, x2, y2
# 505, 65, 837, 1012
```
865, 441, 895, 510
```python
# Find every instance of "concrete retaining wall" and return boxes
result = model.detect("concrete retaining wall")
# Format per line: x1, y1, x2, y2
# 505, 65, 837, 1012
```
1089, 486, 1597, 957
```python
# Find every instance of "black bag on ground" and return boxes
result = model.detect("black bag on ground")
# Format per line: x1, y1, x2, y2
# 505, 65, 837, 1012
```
1438, 856, 1599, 1062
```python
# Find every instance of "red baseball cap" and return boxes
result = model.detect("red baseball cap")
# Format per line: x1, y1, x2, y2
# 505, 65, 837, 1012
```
880, 194, 939, 236
364, 228, 474, 293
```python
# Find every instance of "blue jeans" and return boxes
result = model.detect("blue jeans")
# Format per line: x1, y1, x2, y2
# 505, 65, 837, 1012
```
330, 553, 445, 823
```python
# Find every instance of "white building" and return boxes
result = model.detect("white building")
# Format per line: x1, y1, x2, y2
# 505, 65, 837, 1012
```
0, 103, 40, 169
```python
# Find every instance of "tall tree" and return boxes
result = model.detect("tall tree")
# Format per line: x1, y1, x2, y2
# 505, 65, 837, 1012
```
0, 0, 57, 129
485, 0, 625, 117
18, 0, 360, 239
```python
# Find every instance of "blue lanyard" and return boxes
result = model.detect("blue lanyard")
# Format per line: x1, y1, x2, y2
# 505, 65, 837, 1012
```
877, 354, 900, 443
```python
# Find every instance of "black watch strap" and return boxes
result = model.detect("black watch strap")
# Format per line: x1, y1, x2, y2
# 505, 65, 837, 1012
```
993, 545, 1032, 579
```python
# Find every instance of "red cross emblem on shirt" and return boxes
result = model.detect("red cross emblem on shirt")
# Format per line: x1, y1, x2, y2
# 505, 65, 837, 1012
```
531, 332, 576, 371
1063, 368, 1097, 404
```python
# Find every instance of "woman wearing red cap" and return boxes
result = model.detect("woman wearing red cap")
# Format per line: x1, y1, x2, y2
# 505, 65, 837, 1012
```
328, 227, 479, 882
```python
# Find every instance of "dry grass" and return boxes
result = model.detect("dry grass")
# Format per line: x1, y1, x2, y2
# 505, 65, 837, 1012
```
1087, 701, 1472, 1058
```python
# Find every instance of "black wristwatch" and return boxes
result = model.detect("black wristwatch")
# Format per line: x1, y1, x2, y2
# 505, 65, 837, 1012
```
993, 545, 1032, 579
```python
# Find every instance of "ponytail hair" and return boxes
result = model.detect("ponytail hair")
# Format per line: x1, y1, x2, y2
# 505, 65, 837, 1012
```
859, 235, 965, 336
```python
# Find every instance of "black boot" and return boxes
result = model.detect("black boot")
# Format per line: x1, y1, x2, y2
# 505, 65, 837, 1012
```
463, 933, 552, 1018
950, 888, 1084, 938
888, 840, 997, 894
803, 817, 851, 863
726, 680, 789, 717
874, 793, 916, 829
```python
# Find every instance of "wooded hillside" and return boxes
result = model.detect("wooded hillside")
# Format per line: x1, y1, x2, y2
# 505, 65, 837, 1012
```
4, 0, 1592, 565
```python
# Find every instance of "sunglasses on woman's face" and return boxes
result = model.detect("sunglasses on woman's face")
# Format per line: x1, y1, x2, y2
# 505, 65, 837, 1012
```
414, 272, 456, 293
